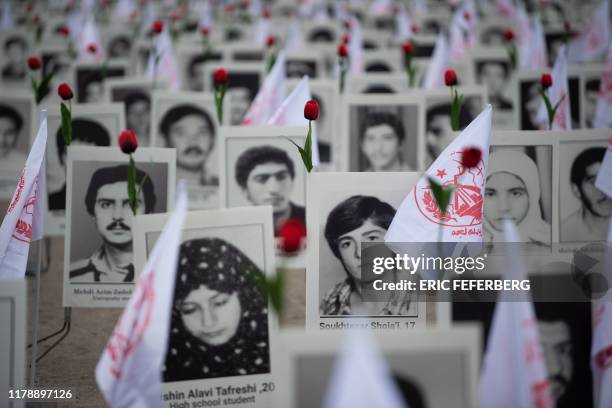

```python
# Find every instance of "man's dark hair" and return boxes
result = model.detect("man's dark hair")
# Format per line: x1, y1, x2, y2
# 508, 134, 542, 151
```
308, 28, 334, 42
426, 103, 472, 129
108, 36, 131, 57
57, 119, 111, 165
361, 112, 405, 142
585, 79, 600, 93
158, 104, 215, 145
235, 145, 295, 189
324, 195, 395, 259
124, 91, 150, 109
365, 62, 392, 73
4, 36, 26, 51
363, 85, 395, 94
570, 147, 605, 188
85, 164, 156, 215
188, 52, 223, 78
476, 60, 510, 79
0, 105, 24, 144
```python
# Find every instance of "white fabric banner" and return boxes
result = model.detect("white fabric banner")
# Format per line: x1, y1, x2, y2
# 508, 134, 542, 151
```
567, 0, 610, 63
385, 105, 491, 243
593, 44, 612, 128
0, 112, 47, 278
423, 34, 450, 89
241, 51, 287, 125
267, 75, 320, 166
78, 15, 105, 63
479, 217, 554, 408
96, 186, 188, 408
145, 27, 182, 92
537, 45, 571, 130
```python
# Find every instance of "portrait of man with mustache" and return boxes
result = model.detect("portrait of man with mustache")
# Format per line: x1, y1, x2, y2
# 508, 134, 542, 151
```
159, 104, 218, 187
69, 164, 156, 283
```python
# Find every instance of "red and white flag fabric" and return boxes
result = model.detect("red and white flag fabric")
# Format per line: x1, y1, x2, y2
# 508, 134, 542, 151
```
95, 186, 188, 408
537, 45, 571, 130
1, 0, 14, 29
479, 217, 554, 408
593, 44, 612, 128
267, 75, 320, 166
368, 0, 394, 16
241, 51, 287, 125
78, 15, 105, 63
254, 13, 271, 47
395, 3, 413, 41
0, 112, 47, 279
115, 0, 136, 19
323, 329, 406, 408
286, 17, 305, 52
496, 0, 516, 19
385, 105, 491, 243
348, 15, 365, 75
567, 0, 610, 63
423, 33, 450, 89
519, 15, 548, 71
592, 218, 612, 406
146, 27, 181, 92
449, 0, 478, 63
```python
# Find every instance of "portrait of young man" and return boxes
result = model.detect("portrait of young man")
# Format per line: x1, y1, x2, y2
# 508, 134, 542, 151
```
234, 145, 305, 235
561, 146, 612, 242
158, 103, 218, 187
76, 66, 126, 103
475, 60, 513, 111
1, 35, 28, 82
425, 102, 474, 166
0, 103, 27, 170
113, 89, 152, 146
69, 164, 156, 283
48, 119, 112, 212
208, 69, 261, 125
185, 52, 223, 92
583, 78, 600, 128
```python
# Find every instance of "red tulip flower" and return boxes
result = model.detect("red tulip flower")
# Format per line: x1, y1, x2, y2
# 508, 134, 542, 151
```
461, 146, 482, 168
445, 70, 463, 131
57, 83, 73, 100
266, 35, 276, 47
58, 26, 70, 37
87, 43, 98, 54
504, 29, 514, 41
402, 41, 414, 54
213, 68, 228, 123
444, 69, 458, 87
540, 73, 553, 89
200, 26, 210, 36
277, 219, 306, 253
214, 68, 228, 86
119, 130, 138, 154
27, 57, 41, 71
337, 43, 348, 58
304, 100, 319, 121
538, 73, 562, 129
151, 20, 163, 34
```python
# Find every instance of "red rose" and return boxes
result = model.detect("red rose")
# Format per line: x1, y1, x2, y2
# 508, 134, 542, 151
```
266, 35, 276, 47
200, 26, 210, 36
341, 33, 350, 45
151, 20, 163, 34
337, 43, 348, 58
58, 26, 70, 37
402, 41, 414, 54
304, 99, 319, 121
277, 219, 306, 254
261, 9, 271, 18
504, 29, 514, 41
214, 68, 228, 86
444, 69, 458, 87
118, 130, 138, 154
27, 56, 41, 70
57, 83, 74, 100
461, 146, 482, 168
87, 43, 98, 54
540, 73, 553, 89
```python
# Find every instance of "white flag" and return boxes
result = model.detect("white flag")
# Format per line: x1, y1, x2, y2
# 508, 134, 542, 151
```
286, 17, 305, 52
95, 186, 188, 408
567, 0, 610, 63
197, 0, 213, 31
348, 15, 365, 75
593, 44, 612, 128
479, 217, 554, 408
267, 75, 321, 166
254, 15, 271, 47
146, 27, 181, 92
449, 0, 478, 63
368, 0, 394, 16
423, 34, 450, 89
395, 3, 413, 41
242, 52, 287, 125
115, 0, 136, 19
520, 15, 548, 71
0, 112, 47, 279
385, 105, 492, 243
323, 329, 406, 408
78, 15, 105, 63
536, 45, 571, 130
592, 218, 612, 406
496, 0, 516, 18
1, 0, 14, 29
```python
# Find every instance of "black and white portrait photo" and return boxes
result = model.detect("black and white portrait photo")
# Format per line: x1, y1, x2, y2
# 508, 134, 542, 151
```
347, 100, 421, 172
519, 76, 580, 130
560, 140, 611, 243
164, 237, 270, 381
1, 32, 29, 84
44, 104, 124, 221
424, 92, 483, 166
583, 77, 600, 129
153, 94, 219, 209
286, 58, 319, 79
75, 65, 127, 103
108, 80, 158, 146
63, 147, 175, 307
182, 51, 223, 92
106, 33, 133, 59
221, 129, 307, 236
206, 66, 262, 125
483, 146, 553, 246
475, 59, 513, 111
0, 95, 33, 198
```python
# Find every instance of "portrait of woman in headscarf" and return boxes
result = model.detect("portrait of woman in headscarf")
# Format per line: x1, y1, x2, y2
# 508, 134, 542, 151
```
483, 149, 551, 246
163, 237, 270, 382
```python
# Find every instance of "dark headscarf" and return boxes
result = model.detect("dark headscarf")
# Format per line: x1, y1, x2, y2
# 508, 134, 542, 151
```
163, 238, 270, 382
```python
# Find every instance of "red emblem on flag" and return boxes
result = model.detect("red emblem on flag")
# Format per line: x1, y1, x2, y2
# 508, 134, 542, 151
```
105, 271, 155, 379
414, 151, 484, 228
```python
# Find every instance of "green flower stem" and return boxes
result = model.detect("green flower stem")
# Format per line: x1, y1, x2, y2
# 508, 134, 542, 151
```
287, 121, 313, 173
128, 155, 137, 215
450, 87, 464, 131
60, 101, 72, 146
214, 85, 226, 124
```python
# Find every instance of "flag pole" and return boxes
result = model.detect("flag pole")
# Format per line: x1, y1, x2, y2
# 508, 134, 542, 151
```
29, 238, 43, 386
